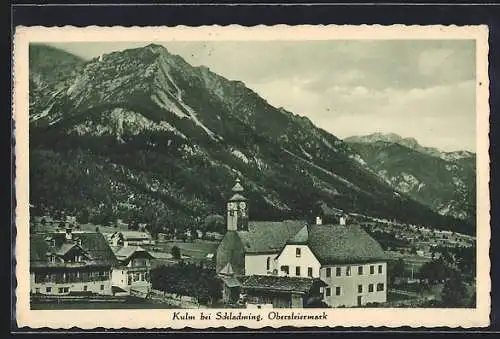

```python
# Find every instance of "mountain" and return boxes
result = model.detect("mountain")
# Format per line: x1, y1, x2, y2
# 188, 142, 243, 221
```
344, 133, 476, 223
28, 43, 474, 235
344, 133, 475, 161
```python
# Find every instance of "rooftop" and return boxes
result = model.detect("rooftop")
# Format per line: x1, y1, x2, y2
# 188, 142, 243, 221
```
241, 275, 327, 294
237, 220, 308, 254
30, 232, 118, 268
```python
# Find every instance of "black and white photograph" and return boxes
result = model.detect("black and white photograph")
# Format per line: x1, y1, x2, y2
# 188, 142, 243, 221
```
13, 25, 490, 329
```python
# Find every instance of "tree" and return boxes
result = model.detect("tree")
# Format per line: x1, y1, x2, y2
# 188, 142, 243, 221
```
419, 259, 448, 284
441, 272, 468, 307
171, 246, 181, 260
388, 258, 405, 285
201, 214, 226, 236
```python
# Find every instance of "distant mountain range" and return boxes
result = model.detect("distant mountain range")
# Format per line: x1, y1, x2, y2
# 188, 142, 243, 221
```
28, 43, 474, 235
344, 133, 475, 223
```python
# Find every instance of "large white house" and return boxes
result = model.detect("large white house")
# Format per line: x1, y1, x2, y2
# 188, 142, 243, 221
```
216, 179, 388, 308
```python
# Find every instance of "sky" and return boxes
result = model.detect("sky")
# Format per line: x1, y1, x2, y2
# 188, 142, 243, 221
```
49, 40, 477, 152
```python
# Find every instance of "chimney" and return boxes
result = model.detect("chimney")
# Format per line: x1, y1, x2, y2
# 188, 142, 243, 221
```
340, 215, 347, 226
65, 227, 73, 241
315, 216, 322, 225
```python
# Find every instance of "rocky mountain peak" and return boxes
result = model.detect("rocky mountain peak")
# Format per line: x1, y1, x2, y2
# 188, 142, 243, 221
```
29, 43, 475, 236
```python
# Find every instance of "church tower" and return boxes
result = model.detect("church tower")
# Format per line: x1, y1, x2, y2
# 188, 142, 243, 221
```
227, 178, 249, 231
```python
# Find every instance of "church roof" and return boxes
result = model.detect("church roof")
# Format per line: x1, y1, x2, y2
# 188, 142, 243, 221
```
229, 193, 247, 202
300, 224, 388, 264
232, 179, 245, 193
237, 220, 308, 254
219, 262, 235, 276
287, 225, 309, 244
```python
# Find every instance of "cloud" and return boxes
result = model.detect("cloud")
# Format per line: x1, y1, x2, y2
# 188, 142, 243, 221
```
250, 79, 476, 151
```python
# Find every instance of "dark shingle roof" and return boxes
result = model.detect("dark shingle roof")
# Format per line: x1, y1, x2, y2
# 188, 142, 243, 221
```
237, 220, 308, 254
30, 232, 118, 268
305, 224, 388, 264
241, 275, 327, 294
112, 246, 154, 263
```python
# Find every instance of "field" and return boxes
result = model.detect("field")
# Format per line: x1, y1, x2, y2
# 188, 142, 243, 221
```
144, 239, 220, 268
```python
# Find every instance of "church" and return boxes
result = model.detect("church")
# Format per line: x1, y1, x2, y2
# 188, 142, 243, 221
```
216, 178, 389, 308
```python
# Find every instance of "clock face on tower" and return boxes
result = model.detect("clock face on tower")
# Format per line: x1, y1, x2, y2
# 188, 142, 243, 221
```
239, 202, 247, 209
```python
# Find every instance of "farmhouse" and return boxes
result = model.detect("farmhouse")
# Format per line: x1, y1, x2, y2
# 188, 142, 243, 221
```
110, 245, 154, 297
216, 179, 388, 308
30, 227, 117, 296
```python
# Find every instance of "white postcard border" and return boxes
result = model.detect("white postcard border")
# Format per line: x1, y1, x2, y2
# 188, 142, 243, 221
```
13, 24, 491, 329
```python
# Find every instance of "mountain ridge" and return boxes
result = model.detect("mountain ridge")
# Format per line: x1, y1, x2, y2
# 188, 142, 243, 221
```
28, 43, 475, 235
344, 133, 475, 223
344, 132, 475, 161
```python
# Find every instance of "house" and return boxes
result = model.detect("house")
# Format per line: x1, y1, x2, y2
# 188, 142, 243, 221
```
110, 245, 154, 297
109, 231, 154, 246
30, 227, 117, 296
274, 217, 388, 307
216, 178, 389, 308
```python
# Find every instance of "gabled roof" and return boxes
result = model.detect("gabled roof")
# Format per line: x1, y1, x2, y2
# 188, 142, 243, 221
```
112, 246, 153, 262
237, 220, 308, 254
231, 178, 245, 193
30, 232, 117, 268
219, 262, 235, 276
55, 242, 78, 256
305, 224, 388, 265
241, 275, 327, 294
117, 231, 151, 240
288, 225, 309, 244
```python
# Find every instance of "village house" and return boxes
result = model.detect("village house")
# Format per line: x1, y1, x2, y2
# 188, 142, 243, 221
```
30, 227, 117, 296
216, 179, 388, 308
110, 244, 154, 297
109, 230, 154, 246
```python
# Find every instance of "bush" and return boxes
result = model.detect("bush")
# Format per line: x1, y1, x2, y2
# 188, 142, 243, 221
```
171, 246, 181, 260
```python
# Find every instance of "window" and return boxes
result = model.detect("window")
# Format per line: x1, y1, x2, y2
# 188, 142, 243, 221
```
326, 268, 331, 277
368, 284, 374, 292
296, 248, 301, 257
370, 265, 375, 274
58, 287, 64, 293
336, 287, 341, 296
35, 288, 40, 294
83, 286, 88, 291
63, 287, 69, 293
100, 284, 104, 290
46, 287, 51, 293
266, 257, 271, 271
358, 285, 363, 293
378, 265, 383, 274
358, 266, 364, 275
295, 266, 301, 276
325, 287, 331, 297
346, 266, 351, 276
308, 267, 313, 277
377, 283, 385, 292
336, 267, 341, 277
281, 265, 290, 275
